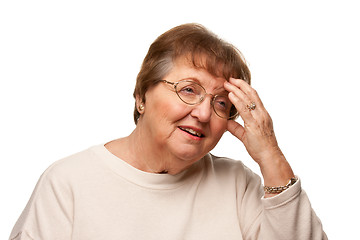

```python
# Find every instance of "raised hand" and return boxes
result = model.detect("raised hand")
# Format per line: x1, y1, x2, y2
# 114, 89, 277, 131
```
224, 78, 280, 164
224, 78, 294, 193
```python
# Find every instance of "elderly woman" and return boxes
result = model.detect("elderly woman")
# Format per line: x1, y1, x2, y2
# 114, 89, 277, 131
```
10, 23, 327, 240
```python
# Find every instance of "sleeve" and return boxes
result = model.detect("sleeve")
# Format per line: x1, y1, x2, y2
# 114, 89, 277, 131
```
9, 164, 74, 240
238, 168, 327, 240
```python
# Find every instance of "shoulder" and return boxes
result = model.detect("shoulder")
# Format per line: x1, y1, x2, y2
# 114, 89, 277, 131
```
40, 145, 104, 183
21, 145, 108, 206
7, 148, 97, 240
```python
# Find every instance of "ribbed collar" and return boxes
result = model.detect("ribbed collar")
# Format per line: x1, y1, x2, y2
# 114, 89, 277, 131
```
91, 144, 205, 190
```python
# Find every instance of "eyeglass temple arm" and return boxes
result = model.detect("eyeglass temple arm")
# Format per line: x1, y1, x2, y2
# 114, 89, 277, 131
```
159, 80, 174, 85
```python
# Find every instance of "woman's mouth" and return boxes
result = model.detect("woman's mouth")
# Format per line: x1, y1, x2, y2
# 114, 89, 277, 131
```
178, 126, 204, 138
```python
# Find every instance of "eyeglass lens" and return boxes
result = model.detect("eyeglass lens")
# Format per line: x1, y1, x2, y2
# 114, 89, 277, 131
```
174, 80, 237, 119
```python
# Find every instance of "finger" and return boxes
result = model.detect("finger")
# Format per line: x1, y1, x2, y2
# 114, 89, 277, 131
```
227, 120, 245, 142
225, 81, 261, 124
227, 78, 268, 121
224, 81, 252, 111
228, 91, 254, 123
229, 78, 265, 109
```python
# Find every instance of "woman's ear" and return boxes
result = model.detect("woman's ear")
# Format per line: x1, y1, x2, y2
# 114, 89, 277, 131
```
135, 95, 145, 114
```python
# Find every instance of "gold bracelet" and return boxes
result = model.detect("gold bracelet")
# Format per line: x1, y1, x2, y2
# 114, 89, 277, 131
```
264, 177, 297, 194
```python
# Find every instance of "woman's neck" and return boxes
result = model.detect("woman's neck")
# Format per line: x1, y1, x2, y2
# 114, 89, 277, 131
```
107, 124, 189, 175
128, 126, 170, 174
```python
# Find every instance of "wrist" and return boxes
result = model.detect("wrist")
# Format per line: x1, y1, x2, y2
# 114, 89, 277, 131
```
264, 177, 298, 194
255, 146, 284, 166
258, 152, 295, 188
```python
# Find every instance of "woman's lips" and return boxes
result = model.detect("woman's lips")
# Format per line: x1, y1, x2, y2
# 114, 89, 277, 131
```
178, 126, 205, 138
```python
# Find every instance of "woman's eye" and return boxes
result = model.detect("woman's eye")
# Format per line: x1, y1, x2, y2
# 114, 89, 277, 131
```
216, 101, 227, 108
179, 85, 197, 95
214, 97, 230, 110
183, 87, 194, 93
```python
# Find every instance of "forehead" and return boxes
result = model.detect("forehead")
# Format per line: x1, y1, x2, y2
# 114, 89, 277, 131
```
169, 56, 227, 90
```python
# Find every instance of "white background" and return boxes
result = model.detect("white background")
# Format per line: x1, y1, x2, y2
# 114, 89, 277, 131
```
1, 0, 359, 239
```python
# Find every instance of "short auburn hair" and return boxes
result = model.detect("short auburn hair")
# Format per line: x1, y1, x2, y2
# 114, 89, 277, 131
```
133, 23, 251, 124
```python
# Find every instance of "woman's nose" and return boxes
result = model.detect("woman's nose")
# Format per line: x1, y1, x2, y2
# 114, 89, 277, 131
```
190, 96, 212, 122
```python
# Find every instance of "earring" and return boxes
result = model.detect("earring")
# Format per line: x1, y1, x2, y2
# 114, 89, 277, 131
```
139, 104, 144, 111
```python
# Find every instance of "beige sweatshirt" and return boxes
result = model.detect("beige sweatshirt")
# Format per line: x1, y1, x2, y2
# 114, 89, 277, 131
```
10, 144, 327, 240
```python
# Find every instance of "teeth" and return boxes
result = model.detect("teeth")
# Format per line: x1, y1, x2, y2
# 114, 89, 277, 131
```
179, 127, 203, 137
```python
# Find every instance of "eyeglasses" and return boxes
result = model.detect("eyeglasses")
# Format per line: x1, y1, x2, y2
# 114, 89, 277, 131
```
159, 79, 238, 120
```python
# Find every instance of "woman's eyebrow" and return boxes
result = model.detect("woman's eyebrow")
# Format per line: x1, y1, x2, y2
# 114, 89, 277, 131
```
180, 77, 200, 82
181, 77, 228, 94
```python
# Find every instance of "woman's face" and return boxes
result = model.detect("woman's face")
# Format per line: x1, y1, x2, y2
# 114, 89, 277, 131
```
139, 58, 228, 164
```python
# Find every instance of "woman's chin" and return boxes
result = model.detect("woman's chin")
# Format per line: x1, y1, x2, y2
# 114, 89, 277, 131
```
170, 146, 205, 163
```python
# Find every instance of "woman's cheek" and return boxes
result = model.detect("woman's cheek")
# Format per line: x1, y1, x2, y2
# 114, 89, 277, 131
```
211, 119, 227, 139
160, 102, 190, 121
